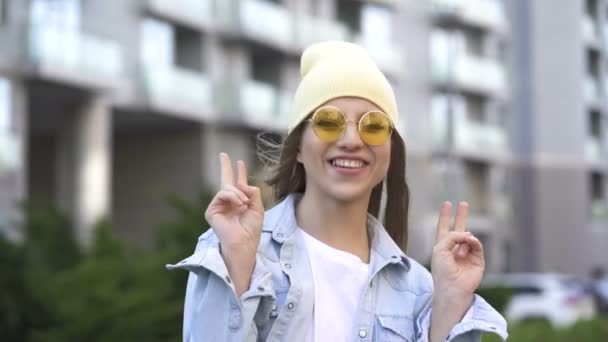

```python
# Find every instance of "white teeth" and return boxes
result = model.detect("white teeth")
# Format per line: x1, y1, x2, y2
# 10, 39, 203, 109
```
332, 159, 365, 168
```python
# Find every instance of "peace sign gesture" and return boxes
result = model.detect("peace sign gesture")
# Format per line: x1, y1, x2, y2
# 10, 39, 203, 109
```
204, 153, 265, 253
430, 201, 485, 296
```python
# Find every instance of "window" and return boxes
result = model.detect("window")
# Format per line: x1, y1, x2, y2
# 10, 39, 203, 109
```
513, 286, 543, 295
141, 19, 203, 72
337, 0, 362, 34
30, 0, 80, 29
464, 161, 490, 215
174, 25, 203, 72
590, 173, 607, 220
589, 110, 602, 139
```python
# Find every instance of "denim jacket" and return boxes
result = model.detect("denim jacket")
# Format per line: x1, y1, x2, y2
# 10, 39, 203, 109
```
167, 193, 508, 342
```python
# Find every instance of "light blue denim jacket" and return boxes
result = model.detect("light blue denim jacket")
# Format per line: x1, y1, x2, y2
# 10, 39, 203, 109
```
167, 193, 508, 341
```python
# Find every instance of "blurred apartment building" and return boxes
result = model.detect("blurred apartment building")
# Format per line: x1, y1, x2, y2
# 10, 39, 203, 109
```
0, 0, 604, 275
506, 0, 608, 274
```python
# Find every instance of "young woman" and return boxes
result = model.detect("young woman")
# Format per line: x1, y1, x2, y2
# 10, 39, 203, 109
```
169, 41, 507, 341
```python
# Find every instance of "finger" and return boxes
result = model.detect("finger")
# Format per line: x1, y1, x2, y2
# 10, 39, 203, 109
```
236, 160, 249, 187
453, 201, 469, 232
224, 184, 250, 203
465, 234, 483, 254
436, 231, 472, 252
219, 153, 234, 187
456, 243, 470, 258
239, 185, 265, 213
435, 201, 453, 243
214, 189, 245, 207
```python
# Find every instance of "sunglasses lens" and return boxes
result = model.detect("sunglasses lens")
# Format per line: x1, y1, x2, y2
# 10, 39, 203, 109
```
312, 107, 345, 142
359, 111, 393, 146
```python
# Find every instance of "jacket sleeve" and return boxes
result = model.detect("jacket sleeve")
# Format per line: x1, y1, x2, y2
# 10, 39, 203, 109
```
414, 294, 508, 342
166, 230, 275, 342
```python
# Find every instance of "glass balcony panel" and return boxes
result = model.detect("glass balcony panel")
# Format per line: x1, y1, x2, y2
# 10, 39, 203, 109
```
147, 0, 213, 26
455, 119, 506, 152
432, 0, 507, 33
585, 137, 604, 162
297, 16, 349, 48
29, 26, 123, 82
240, 0, 292, 48
144, 66, 213, 117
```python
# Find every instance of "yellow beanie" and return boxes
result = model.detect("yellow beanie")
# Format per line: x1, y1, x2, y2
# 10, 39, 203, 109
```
288, 41, 398, 133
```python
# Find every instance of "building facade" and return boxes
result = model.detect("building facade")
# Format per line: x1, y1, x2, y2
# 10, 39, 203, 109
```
2, 0, 602, 276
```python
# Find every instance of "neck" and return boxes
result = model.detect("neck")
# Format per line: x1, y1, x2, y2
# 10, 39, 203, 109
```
295, 187, 371, 263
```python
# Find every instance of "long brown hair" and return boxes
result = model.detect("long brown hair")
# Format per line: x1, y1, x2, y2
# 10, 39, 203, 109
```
257, 124, 410, 251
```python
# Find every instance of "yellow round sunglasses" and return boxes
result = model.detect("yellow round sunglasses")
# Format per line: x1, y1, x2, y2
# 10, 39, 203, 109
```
307, 106, 394, 146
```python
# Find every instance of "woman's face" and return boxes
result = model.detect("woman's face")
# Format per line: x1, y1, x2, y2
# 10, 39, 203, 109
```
297, 97, 391, 203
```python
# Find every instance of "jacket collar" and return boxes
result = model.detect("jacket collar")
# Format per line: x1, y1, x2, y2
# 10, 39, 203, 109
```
263, 193, 410, 271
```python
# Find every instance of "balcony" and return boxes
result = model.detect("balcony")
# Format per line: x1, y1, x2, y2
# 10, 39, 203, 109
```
431, 0, 508, 34
454, 119, 507, 153
432, 52, 507, 97
28, 26, 123, 89
585, 76, 602, 105
354, 36, 404, 75
146, 0, 213, 29
591, 199, 608, 220
233, 0, 293, 50
585, 137, 606, 163
142, 66, 214, 120
431, 112, 507, 154
0, 131, 21, 173
216, 80, 290, 131
296, 15, 349, 50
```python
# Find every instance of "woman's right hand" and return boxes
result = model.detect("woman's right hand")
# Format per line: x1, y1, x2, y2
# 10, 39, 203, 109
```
205, 153, 265, 258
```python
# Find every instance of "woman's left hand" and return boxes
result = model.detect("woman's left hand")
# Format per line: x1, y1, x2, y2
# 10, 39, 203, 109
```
428, 201, 485, 342
431, 201, 485, 298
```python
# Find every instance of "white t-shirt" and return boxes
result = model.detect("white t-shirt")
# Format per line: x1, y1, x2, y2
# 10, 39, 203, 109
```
297, 227, 371, 342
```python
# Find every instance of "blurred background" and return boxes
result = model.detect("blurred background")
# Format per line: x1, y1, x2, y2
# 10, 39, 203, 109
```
0, 0, 607, 340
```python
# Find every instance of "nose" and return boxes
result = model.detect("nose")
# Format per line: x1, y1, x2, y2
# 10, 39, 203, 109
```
336, 122, 364, 150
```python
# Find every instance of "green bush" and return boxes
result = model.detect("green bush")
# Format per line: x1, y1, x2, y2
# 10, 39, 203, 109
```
475, 286, 514, 313
0, 191, 213, 341
482, 318, 608, 341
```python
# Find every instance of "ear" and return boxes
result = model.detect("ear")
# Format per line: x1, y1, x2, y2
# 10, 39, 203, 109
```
296, 149, 303, 163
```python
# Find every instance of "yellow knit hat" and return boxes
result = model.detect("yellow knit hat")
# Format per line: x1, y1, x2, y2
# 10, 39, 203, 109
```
288, 41, 398, 133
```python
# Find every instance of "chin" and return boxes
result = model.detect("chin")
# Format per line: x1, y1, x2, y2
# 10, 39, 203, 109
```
323, 184, 374, 203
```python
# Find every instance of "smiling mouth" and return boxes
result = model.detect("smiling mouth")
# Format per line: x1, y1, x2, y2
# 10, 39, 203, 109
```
329, 158, 369, 169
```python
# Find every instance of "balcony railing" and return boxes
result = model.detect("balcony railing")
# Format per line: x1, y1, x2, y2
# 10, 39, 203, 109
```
0, 131, 21, 173
582, 15, 600, 45
591, 199, 608, 220
239, 0, 293, 49
355, 36, 404, 74
585, 76, 602, 104
431, 112, 507, 153
216, 79, 291, 131
454, 119, 507, 153
146, 0, 213, 28
240, 80, 290, 131
142, 66, 213, 119
432, 0, 508, 33
28, 25, 123, 87
585, 137, 606, 162
432, 52, 507, 96
296, 15, 349, 49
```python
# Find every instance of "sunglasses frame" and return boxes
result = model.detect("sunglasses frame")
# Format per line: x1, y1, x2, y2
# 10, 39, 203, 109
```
307, 105, 394, 146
